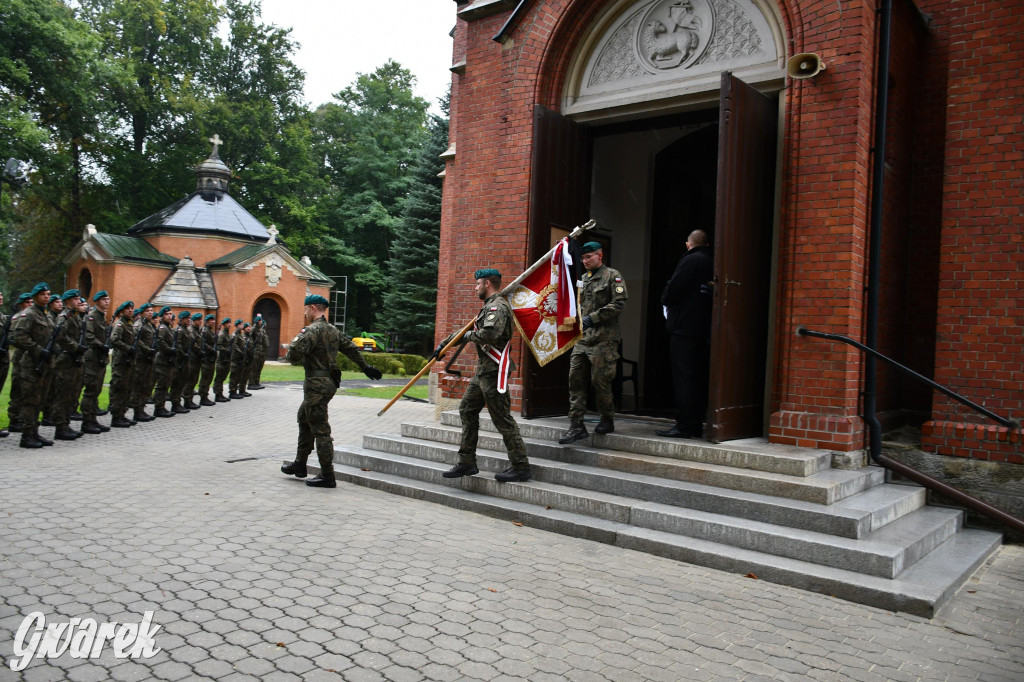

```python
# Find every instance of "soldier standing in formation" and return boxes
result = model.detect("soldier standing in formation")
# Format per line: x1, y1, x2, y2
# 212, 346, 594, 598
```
108, 301, 136, 427
0, 291, 11, 438
152, 306, 177, 417
280, 294, 382, 488
213, 317, 233, 401
169, 311, 193, 413
51, 290, 85, 441
186, 312, 204, 409
249, 315, 269, 389
6, 292, 33, 434
228, 320, 247, 399
559, 241, 629, 444
196, 314, 217, 405
436, 269, 532, 483
130, 303, 157, 423
9, 283, 56, 448
81, 291, 112, 435
241, 321, 255, 395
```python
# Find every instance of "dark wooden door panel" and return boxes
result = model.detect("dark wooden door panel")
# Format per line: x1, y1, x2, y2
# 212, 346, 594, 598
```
522, 105, 592, 419
707, 73, 777, 442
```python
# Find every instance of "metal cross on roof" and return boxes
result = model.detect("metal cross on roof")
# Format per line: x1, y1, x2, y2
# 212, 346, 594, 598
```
208, 134, 223, 156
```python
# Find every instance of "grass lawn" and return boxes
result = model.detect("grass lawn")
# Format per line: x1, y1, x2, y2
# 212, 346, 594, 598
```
258, 364, 419, 383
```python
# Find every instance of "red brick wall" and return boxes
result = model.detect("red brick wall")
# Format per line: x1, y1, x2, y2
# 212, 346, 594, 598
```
915, 0, 1024, 461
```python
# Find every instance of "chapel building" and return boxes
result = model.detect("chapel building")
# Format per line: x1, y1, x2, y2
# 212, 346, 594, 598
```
436, 0, 1022, 464
63, 137, 334, 358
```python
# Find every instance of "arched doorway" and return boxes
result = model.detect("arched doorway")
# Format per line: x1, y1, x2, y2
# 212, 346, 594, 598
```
77, 268, 93, 301
252, 297, 281, 360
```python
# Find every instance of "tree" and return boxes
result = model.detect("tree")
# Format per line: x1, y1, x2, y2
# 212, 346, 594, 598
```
383, 93, 449, 354
310, 60, 429, 332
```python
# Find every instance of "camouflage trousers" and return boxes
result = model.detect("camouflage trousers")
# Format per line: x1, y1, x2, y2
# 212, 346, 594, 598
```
108, 361, 134, 418
81, 362, 107, 421
249, 356, 266, 386
7, 349, 20, 422
568, 341, 619, 421
186, 356, 202, 399
0, 351, 8, 396
228, 359, 244, 393
131, 360, 155, 413
213, 359, 231, 396
153, 362, 175, 406
170, 360, 191, 402
18, 362, 53, 430
458, 372, 529, 470
52, 360, 83, 428
294, 377, 337, 476
198, 359, 215, 397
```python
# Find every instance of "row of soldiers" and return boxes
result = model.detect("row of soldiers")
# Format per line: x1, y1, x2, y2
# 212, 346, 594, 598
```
0, 283, 271, 449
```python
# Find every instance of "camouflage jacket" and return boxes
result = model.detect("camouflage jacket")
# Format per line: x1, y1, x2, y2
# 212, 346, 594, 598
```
175, 324, 193, 365
286, 316, 367, 373
10, 304, 55, 369
215, 328, 232, 365
55, 311, 83, 368
133, 318, 157, 362
577, 265, 628, 347
230, 330, 246, 362
463, 293, 515, 377
83, 308, 110, 367
110, 314, 136, 366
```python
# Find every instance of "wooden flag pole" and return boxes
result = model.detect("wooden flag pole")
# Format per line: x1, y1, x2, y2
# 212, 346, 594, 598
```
376, 219, 597, 417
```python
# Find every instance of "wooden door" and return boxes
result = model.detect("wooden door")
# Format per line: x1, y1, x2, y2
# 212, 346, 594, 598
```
253, 297, 282, 360
521, 105, 592, 418
707, 73, 777, 442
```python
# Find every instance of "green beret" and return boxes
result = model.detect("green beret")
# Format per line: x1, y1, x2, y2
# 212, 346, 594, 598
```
191, 312, 203, 320
61, 289, 80, 302
474, 268, 500, 280
31, 282, 50, 296
243, 322, 251, 329
137, 302, 152, 312
48, 294, 60, 304
18, 293, 32, 303
304, 294, 329, 306
157, 306, 172, 317
580, 241, 602, 254
178, 310, 191, 320
221, 317, 231, 325
235, 319, 243, 326
132, 309, 141, 317
204, 313, 215, 321
92, 290, 109, 301
115, 301, 134, 315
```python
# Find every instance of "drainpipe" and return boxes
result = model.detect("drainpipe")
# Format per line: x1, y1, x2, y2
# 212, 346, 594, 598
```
493, 0, 531, 43
864, 0, 893, 462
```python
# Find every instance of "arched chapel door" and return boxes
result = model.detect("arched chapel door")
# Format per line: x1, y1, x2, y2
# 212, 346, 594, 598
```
253, 297, 281, 360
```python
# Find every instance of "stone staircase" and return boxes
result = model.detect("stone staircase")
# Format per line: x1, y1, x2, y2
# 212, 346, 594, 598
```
313, 412, 1002, 617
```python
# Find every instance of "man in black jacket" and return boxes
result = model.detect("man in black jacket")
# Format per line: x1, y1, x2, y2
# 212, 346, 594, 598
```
657, 230, 714, 439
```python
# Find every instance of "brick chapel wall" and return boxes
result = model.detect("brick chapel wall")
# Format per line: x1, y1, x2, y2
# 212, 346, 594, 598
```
144, 234, 260, 266
915, 0, 1024, 464
64, 259, 171, 312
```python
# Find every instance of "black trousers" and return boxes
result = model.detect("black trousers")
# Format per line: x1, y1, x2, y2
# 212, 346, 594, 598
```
670, 334, 710, 431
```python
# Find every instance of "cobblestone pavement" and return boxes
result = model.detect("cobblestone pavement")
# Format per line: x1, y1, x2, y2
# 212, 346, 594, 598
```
1, 384, 1021, 681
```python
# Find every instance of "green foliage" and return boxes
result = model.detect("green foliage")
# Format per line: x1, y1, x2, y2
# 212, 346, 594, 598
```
335, 351, 427, 377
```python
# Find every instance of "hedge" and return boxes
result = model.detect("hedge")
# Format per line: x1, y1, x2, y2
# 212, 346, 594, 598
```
336, 352, 428, 377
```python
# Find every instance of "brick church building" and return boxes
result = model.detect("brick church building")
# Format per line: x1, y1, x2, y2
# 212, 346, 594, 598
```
63, 138, 334, 359
435, 0, 1022, 463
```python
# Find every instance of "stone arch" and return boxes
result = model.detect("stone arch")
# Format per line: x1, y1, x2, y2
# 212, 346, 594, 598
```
251, 293, 286, 360
77, 267, 93, 301
536, 0, 787, 119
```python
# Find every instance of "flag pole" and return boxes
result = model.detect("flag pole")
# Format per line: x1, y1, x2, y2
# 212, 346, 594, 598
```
377, 218, 597, 417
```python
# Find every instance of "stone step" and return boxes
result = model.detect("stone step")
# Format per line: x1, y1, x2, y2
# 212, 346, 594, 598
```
336, 445, 960, 579
439, 411, 831, 476
308, 457, 1001, 618
382, 428, 884, 506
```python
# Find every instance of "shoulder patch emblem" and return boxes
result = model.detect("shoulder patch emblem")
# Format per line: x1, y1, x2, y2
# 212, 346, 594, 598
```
615, 277, 622, 282
486, 314, 496, 320
489, 307, 497, 311
615, 286, 624, 293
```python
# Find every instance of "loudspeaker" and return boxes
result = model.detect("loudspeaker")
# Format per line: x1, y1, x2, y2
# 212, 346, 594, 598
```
787, 53, 826, 79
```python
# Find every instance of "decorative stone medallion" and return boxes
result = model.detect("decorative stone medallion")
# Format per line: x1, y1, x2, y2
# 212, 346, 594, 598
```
636, 0, 715, 72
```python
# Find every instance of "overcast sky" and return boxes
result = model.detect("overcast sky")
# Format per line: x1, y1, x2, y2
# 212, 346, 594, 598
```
258, 0, 457, 112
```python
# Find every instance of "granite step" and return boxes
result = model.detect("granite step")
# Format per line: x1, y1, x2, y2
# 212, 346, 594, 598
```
438, 411, 831, 476
307, 456, 1002, 618
335, 445, 961, 578
379, 429, 884, 505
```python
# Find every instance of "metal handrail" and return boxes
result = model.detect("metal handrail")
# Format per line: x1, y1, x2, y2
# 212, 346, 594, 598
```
797, 326, 1024, 535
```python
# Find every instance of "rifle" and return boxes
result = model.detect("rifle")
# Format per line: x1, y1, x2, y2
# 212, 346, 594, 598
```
36, 314, 67, 372
101, 316, 114, 353
128, 317, 141, 359
177, 326, 193, 366
377, 218, 598, 417
148, 321, 159, 358
74, 313, 88, 366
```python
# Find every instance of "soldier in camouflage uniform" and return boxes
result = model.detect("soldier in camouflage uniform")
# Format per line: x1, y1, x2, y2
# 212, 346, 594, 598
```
240, 322, 255, 396
184, 312, 204, 409
281, 294, 382, 488
130, 303, 157, 422
51, 290, 86, 440
0, 291, 10, 438
9, 283, 56, 448
80, 290, 112, 435
212, 317, 233, 401
559, 241, 629, 444
196, 313, 218, 406
6, 292, 33, 433
228, 320, 247, 399
249, 315, 269, 389
39, 294, 63, 427
435, 269, 532, 482
152, 307, 177, 418
108, 301, 136, 427
169, 311, 193, 413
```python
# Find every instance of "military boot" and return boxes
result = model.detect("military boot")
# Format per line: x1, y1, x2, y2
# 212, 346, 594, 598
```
495, 466, 532, 483
185, 398, 200, 410
0, 429, 8, 438
594, 417, 614, 435
36, 431, 54, 446
558, 420, 589, 444
55, 426, 81, 441
133, 409, 154, 423
154, 405, 174, 418
172, 402, 190, 414
214, 393, 229, 403
8, 419, 23, 433
80, 420, 103, 434
200, 394, 215, 407
110, 416, 132, 428
307, 442, 337, 488
19, 431, 44, 449
442, 462, 479, 478
281, 460, 308, 478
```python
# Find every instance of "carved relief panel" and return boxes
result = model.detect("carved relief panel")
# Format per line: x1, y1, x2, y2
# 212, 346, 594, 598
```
568, 0, 781, 116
